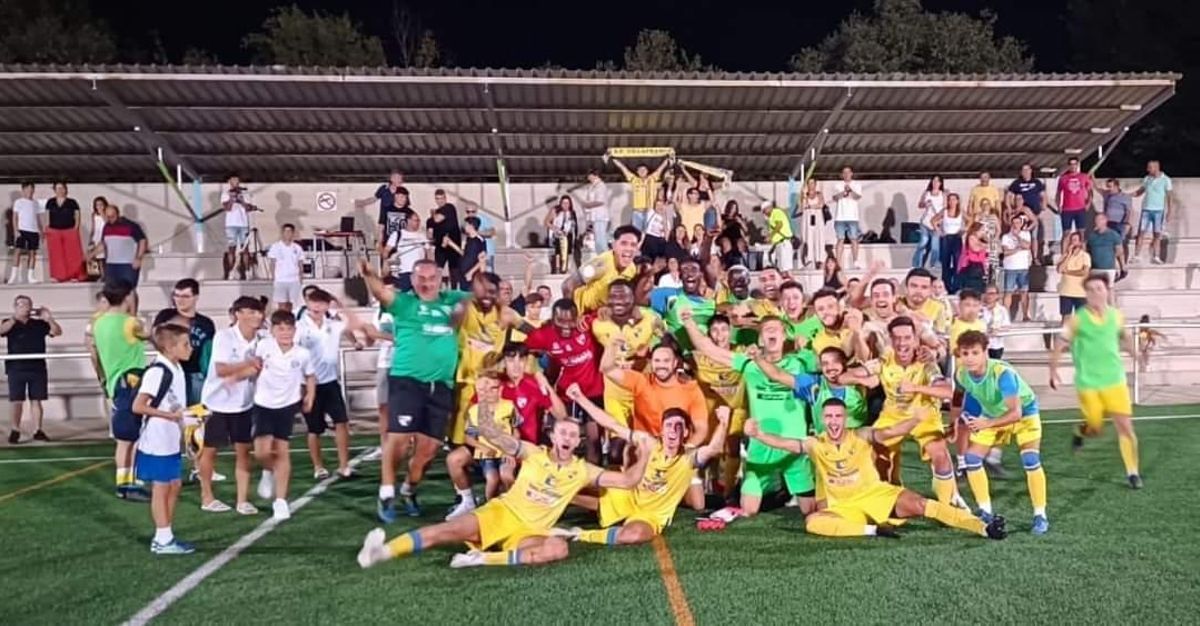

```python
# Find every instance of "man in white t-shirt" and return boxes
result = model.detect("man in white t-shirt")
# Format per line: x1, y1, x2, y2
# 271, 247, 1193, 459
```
580, 170, 612, 253
8, 182, 44, 284
220, 173, 257, 280
252, 309, 316, 520
357, 309, 395, 464
267, 224, 305, 311
295, 289, 363, 480
384, 212, 429, 292
1000, 214, 1033, 322
198, 296, 267, 515
831, 166, 864, 269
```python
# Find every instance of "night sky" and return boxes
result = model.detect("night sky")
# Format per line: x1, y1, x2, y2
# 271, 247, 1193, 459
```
99, 0, 1073, 71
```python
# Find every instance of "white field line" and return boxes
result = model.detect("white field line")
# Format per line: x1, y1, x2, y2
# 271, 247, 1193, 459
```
0, 444, 374, 465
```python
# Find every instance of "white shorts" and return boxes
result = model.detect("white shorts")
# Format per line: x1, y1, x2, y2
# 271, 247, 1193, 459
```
273, 282, 302, 304
375, 368, 389, 406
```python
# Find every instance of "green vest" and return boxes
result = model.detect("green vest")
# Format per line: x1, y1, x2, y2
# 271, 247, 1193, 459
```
93, 312, 147, 397
1071, 308, 1127, 390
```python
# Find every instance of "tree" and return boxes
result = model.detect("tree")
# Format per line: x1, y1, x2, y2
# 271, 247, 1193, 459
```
0, 0, 116, 64
789, 0, 1032, 74
389, 1, 444, 68
619, 29, 710, 72
244, 5, 387, 67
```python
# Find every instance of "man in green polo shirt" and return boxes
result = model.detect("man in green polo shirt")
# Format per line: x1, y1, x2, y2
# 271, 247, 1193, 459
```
92, 281, 149, 500
360, 258, 472, 522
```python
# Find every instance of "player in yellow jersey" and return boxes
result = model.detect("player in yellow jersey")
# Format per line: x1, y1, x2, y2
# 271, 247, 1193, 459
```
693, 313, 746, 497
898, 268, 952, 338
810, 288, 871, 362
445, 372, 519, 520
744, 399, 1006, 540
358, 414, 653, 569
862, 316, 961, 507
564, 225, 642, 314
557, 386, 729, 545
589, 279, 664, 462
451, 273, 511, 445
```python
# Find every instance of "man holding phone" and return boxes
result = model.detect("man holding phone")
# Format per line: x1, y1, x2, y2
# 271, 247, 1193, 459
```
2, 295, 62, 443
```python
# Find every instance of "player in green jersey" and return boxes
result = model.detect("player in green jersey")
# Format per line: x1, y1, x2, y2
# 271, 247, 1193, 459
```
751, 346, 875, 432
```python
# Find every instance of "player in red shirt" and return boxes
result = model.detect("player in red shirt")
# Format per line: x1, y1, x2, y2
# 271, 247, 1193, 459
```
498, 343, 568, 444
519, 298, 606, 463
1056, 156, 1093, 236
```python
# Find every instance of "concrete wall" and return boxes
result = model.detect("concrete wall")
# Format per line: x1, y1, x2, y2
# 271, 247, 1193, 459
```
6, 176, 1194, 254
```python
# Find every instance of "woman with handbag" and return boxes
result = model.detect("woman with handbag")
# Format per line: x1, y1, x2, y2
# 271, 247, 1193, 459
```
799, 178, 826, 268
87, 196, 109, 281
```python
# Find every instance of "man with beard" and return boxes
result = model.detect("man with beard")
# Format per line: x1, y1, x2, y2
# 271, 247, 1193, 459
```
450, 274, 511, 450
808, 288, 870, 365
717, 265, 781, 347
564, 225, 641, 314
650, 259, 715, 352
683, 311, 818, 517
778, 280, 822, 345
897, 268, 952, 347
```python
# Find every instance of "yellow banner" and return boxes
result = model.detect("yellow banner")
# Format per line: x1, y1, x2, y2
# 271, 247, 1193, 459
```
606, 147, 676, 159
678, 159, 733, 182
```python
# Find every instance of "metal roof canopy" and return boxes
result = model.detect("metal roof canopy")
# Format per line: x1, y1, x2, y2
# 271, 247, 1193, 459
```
0, 65, 1179, 183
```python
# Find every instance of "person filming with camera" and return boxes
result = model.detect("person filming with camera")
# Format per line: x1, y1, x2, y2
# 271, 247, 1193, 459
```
2, 295, 62, 443
221, 173, 260, 280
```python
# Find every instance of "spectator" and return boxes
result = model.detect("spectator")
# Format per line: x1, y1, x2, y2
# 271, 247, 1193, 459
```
677, 187, 709, 237
452, 216, 488, 290
461, 204, 496, 271
639, 200, 669, 261
1001, 214, 1033, 322
680, 163, 723, 203
2, 295, 61, 443
385, 211, 430, 292
1101, 178, 1133, 244
1056, 157, 1093, 236
357, 168, 405, 229
822, 257, 846, 297
267, 224, 306, 311
912, 175, 945, 269
1087, 213, 1125, 289
1006, 164, 1055, 265
980, 284, 1011, 360
8, 182, 42, 284
544, 195, 578, 274
657, 257, 683, 288
580, 170, 611, 253
427, 189, 461, 281
957, 223, 989, 295
611, 157, 670, 233
690, 224, 707, 258
220, 173, 257, 280
798, 178, 826, 268
933, 192, 964, 292
831, 166, 864, 269
719, 200, 745, 252
96, 205, 148, 291
376, 187, 413, 257
972, 198, 1002, 284
968, 171, 1002, 218
1056, 231, 1091, 320
766, 202, 795, 272
88, 197, 108, 280
663, 223, 691, 264
152, 278, 217, 408
43, 182, 86, 283
1130, 159, 1172, 265
746, 202, 769, 246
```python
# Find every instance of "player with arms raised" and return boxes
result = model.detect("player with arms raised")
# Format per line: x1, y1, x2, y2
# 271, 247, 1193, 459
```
563, 225, 642, 313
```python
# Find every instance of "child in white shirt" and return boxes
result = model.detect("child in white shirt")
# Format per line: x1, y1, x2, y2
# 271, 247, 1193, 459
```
267, 224, 306, 311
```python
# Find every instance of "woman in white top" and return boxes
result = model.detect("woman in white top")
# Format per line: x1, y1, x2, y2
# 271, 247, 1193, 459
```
638, 197, 669, 260
656, 256, 683, 288
88, 196, 108, 280
543, 195, 578, 274
911, 175, 946, 269
799, 178, 826, 268
932, 191, 965, 292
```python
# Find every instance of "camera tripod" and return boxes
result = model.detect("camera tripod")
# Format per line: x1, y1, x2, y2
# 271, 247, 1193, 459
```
224, 227, 268, 281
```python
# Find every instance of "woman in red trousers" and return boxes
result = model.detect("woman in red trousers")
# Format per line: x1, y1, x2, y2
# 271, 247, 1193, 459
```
44, 182, 87, 282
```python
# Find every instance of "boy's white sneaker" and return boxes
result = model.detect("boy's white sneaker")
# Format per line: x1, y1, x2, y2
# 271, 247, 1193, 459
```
272, 498, 291, 521
449, 551, 486, 569
257, 471, 275, 500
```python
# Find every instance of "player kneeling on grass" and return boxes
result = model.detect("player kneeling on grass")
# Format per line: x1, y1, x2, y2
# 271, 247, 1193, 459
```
358, 415, 652, 570
556, 384, 728, 545
950, 331, 1049, 535
445, 371, 519, 520
743, 399, 1007, 540
131, 323, 196, 554
251, 310, 317, 521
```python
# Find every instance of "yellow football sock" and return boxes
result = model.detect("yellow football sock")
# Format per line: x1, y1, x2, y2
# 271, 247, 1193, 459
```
932, 473, 956, 505
1118, 433, 1140, 476
116, 467, 133, 487
385, 531, 422, 558
1025, 467, 1047, 513
966, 467, 992, 513
479, 550, 523, 566
806, 514, 869, 537
577, 527, 621, 546
923, 499, 986, 536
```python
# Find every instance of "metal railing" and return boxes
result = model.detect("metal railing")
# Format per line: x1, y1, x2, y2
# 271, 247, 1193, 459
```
2, 323, 1198, 407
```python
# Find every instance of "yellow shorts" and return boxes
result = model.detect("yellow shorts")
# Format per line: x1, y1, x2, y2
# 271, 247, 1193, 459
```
450, 383, 475, 445
603, 394, 634, 428
1078, 384, 1133, 432
704, 396, 748, 436
469, 500, 548, 552
875, 407, 945, 461
969, 414, 1043, 448
597, 488, 670, 535
824, 483, 905, 525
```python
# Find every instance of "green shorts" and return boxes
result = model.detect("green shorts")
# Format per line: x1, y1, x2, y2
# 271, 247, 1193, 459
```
742, 454, 815, 497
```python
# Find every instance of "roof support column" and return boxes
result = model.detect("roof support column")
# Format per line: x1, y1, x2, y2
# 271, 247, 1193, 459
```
790, 87, 854, 181
88, 79, 199, 181
479, 82, 514, 250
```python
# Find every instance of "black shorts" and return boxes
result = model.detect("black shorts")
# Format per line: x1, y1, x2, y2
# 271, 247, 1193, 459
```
15, 230, 39, 251
988, 348, 1005, 360
568, 396, 605, 424
204, 410, 253, 447
387, 375, 453, 438
7, 369, 48, 401
303, 381, 348, 435
254, 404, 299, 440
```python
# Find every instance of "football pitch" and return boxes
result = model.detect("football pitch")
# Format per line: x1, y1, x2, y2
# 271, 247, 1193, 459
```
4, 405, 1200, 625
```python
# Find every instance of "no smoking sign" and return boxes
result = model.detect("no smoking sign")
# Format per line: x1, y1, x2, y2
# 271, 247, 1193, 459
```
316, 191, 338, 212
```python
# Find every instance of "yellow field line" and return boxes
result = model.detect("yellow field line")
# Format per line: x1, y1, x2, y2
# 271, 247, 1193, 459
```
651, 535, 695, 626
0, 460, 111, 504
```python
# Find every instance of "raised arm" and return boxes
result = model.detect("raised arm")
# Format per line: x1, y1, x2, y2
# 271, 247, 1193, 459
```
611, 158, 633, 179
743, 419, 809, 455
753, 353, 796, 389
477, 400, 533, 461
536, 371, 569, 420
681, 309, 734, 368
593, 435, 654, 489
867, 415, 921, 444
566, 384, 635, 442
694, 406, 731, 467
358, 258, 395, 309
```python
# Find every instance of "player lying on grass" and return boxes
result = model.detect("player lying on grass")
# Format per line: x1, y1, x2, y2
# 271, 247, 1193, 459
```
552, 384, 729, 546
743, 399, 1008, 540
357, 414, 652, 569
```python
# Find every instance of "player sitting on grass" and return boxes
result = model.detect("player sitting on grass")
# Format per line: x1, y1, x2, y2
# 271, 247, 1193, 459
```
357, 415, 652, 570
743, 399, 1007, 540
555, 384, 728, 545
131, 323, 195, 554
445, 370, 519, 520
948, 331, 1049, 535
